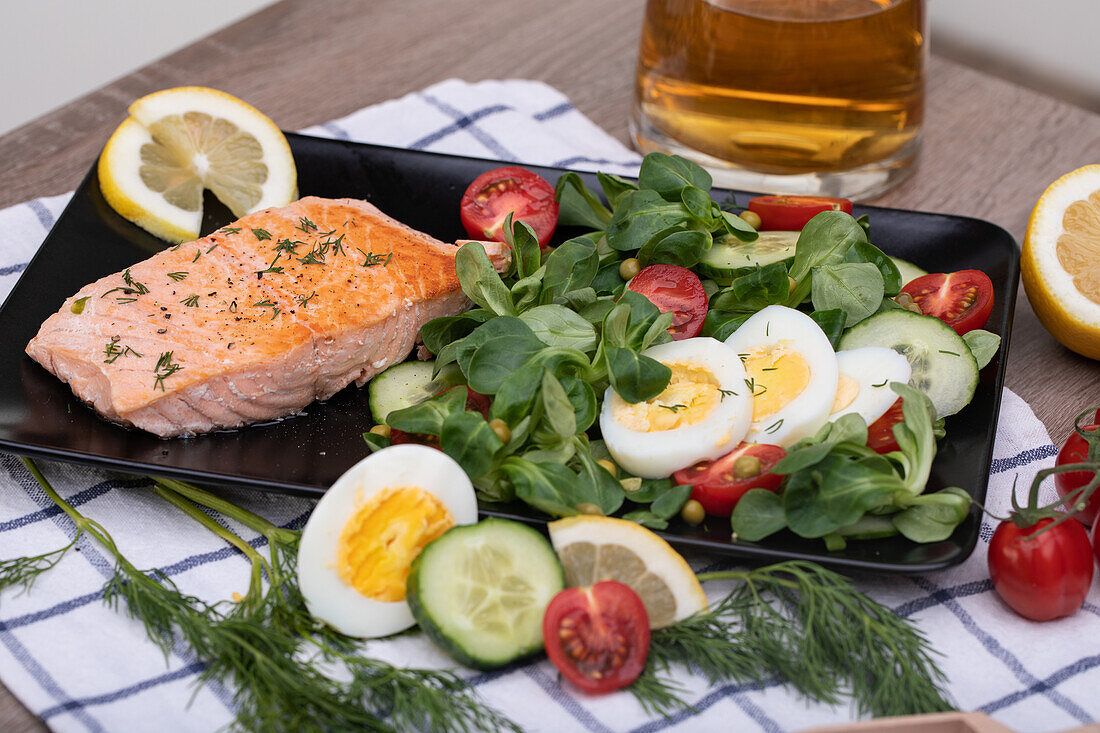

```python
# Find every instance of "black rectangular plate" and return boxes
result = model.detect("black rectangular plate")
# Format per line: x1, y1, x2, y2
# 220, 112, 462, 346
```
0, 133, 1018, 573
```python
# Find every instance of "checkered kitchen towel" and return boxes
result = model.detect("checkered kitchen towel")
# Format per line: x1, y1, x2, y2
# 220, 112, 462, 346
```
1, 79, 1097, 733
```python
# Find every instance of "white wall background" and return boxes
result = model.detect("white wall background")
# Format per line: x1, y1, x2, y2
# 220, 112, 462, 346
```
0, 0, 275, 135
0, 0, 1096, 137
929, 0, 1100, 113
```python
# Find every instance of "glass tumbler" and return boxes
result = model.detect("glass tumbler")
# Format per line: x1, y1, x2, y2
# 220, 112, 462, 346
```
631, 0, 926, 199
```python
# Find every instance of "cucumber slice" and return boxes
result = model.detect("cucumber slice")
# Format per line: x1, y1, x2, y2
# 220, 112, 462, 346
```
697, 230, 798, 284
890, 257, 928, 287
839, 309, 978, 418
407, 518, 564, 670
368, 360, 462, 423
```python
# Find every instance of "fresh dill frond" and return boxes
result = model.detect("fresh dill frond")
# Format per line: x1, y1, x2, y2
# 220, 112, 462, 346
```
0, 536, 79, 596
153, 478, 521, 732
637, 561, 954, 718
627, 667, 691, 718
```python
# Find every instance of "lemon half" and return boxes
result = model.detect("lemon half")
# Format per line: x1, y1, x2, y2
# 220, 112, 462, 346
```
547, 515, 707, 629
98, 87, 297, 243
1021, 164, 1100, 359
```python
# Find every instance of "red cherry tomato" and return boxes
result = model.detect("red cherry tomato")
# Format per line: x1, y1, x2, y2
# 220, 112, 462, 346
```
626, 264, 709, 340
900, 270, 995, 335
459, 166, 559, 248
389, 386, 491, 446
1054, 422, 1100, 526
867, 399, 905, 454
987, 516, 1094, 621
672, 442, 786, 517
542, 580, 650, 694
747, 195, 853, 231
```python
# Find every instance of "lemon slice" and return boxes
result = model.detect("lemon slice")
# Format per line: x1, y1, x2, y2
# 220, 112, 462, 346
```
98, 87, 297, 243
546, 515, 706, 628
1021, 164, 1100, 359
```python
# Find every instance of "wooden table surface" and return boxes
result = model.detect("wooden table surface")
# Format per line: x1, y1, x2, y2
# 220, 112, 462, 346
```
2, 0, 1099, 729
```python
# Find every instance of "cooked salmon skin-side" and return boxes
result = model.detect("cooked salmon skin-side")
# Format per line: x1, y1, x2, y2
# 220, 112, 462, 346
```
26, 196, 506, 438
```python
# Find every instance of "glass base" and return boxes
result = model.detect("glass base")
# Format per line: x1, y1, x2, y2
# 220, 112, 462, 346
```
630, 117, 920, 201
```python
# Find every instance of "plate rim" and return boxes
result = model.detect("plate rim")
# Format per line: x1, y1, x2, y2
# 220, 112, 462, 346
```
0, 133, 1020, 574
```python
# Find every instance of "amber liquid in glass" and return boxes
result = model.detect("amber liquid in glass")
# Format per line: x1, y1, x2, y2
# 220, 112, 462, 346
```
633, 0, 925, 192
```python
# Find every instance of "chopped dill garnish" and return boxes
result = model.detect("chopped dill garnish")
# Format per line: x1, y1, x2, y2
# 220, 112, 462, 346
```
103, 342, 142, 364
122, 269, 149, 295
254, 260, 285, 277
295, 291, 316, 308
152, 351, 183, 391
296, 216, 317, 233
326, 233, 347, 257
167, 271, 188, 282
218, 226, 241, 235
872, 380, 888, 387
192, 250, 202, 263
938, 350, 960, 356
251, 228, 272, 241
254, 299, 280, 319
718, 388, 738, 400
357, 248, 389, 267
765, 419, 784, 434
206, 243, 219, 254
659, 404, 687, 412
181, 295, 199, 308
274, 239, 301, 256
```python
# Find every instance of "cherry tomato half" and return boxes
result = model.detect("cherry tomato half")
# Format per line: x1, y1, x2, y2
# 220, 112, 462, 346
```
1054, 422, 1100, 526
542, 580, 650, 694
988, 516, 1094, 621
626, 264, 708, 340
459, 166, 559, 248
389, 386, 491, 447
900, 270, 994, 335
867, 399, 905, 454
673, 442, 786, 517
747, 195, 853, 231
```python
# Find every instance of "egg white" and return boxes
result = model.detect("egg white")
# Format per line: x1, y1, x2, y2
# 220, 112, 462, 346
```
723, 305, 839, 447
297, 444, 478, 638
830, 347, 912, 425
599, 337, 753, 479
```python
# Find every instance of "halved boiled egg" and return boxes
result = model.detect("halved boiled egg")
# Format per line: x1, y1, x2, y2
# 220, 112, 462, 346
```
297, 444, 478, 638
723, 305, 838, 447
830, 347, 912, 425
599, 337, 753, 479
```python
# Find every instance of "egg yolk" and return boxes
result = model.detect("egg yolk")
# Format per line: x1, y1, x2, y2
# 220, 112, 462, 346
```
831, 375, 860, 414
742, 344, 811, 423
336, 486, 454, 602
614, 360, 721, 432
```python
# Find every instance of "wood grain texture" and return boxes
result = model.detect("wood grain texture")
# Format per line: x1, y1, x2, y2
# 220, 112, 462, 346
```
1, 0, 1099, 727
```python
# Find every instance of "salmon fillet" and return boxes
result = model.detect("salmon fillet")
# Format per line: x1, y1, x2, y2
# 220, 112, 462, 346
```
26, 196, 508, 438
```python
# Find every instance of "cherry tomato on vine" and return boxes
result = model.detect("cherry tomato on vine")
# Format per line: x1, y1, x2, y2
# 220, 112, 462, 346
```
459, 166, 559, 248
987, 516, 1094, 621
389, 387, 491, 447
626, 264, 709, 340
1054, 420, 1100, 526
673, 442, 786, 516
542, 580, 650, 694
867, 399, 905, 454
900, 270, 994, 335
747, 195, 853, 231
